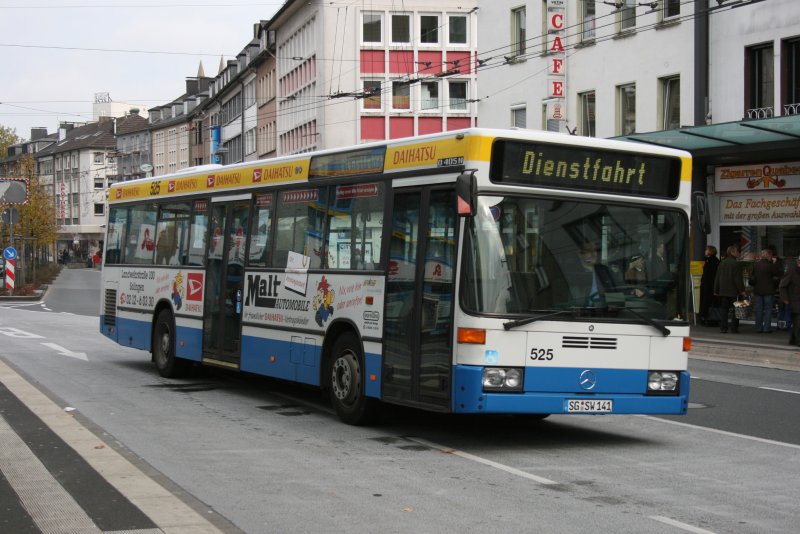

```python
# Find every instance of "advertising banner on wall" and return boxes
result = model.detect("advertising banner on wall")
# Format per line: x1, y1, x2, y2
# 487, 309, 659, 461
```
715, 161, 800, 192
718, 193, 800, 225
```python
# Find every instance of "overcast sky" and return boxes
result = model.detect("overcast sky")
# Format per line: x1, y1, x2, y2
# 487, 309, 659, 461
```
0, 1, 283, 141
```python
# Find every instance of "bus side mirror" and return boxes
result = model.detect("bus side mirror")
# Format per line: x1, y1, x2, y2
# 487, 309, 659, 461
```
456, 171, 477, 217
692, 191, 710, 235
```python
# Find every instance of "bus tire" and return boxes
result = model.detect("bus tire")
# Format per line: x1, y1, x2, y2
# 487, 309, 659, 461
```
328, 333, 379, 425
153, 309, 190, 378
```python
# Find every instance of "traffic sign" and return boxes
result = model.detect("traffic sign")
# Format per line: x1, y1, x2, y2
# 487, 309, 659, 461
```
3, 247, 17, 261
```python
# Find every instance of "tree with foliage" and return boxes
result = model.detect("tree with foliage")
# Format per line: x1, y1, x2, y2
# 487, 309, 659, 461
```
17, 154, 58, 249
0, 124, 20, 157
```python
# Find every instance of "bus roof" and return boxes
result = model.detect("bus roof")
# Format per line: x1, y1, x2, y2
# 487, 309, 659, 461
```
108, 128, 691, 204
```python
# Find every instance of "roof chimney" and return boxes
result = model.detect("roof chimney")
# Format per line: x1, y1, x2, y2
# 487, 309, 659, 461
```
30, 127, 48, 141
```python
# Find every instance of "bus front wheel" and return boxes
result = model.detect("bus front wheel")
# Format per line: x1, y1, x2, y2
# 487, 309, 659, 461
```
153, 309, 190, 378
328, 333, 379, 425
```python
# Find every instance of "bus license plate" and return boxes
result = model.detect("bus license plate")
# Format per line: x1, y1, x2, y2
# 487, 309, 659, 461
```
567, 399, 613, 413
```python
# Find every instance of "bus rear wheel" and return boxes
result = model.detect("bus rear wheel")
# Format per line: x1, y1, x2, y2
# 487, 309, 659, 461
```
153, 309, 190, 378
328, 333, 379, 425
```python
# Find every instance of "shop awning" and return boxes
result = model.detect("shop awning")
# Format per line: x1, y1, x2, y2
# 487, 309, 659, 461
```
613, 114, 800, 166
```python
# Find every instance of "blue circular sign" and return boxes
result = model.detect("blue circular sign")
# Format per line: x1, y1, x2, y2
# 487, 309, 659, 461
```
3, 247, 17, 260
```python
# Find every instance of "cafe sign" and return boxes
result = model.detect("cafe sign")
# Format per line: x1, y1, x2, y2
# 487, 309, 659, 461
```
715, 161, 800, 192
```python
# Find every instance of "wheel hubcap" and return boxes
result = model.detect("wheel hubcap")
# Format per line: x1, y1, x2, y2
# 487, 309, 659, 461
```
331, 356, 353, 402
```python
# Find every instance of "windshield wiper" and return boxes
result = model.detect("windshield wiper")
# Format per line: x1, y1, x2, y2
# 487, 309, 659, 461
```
610, 306, 671, 336
503, 309, 577, 330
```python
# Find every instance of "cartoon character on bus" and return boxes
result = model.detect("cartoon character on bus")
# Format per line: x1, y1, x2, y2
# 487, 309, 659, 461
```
172, 271, 185, 310
312, 276, 335, 327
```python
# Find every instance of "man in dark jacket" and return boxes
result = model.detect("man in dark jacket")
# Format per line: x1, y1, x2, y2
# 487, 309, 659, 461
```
572, 241, 618, 306
699, 245, 720, 325
751, 248, 780, 333
714, 245, 745, 333
779, 256, 800, 346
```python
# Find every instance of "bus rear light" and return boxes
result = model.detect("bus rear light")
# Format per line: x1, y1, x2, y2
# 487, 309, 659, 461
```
457, 328, 486, 344
683, 337, 691, 352
365, 296, 374, 305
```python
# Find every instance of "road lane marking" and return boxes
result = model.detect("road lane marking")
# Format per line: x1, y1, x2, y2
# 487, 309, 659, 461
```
407, 437, 558, 485
759, 386, 800, 395
640, 415, 800, 450
40, 343, 88, 361
651, 515, 717, 534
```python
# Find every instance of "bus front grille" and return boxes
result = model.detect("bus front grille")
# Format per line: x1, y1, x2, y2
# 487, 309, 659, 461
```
561, 336, 617, 350
104, 289, 117, 327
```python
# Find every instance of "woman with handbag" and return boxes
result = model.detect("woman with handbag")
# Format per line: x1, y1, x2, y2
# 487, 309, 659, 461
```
714, 244, 746, 333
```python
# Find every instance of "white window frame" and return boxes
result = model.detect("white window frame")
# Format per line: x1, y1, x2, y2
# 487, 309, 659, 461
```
617, 83, 636, 135
660, 76, 681, 130
419, 13, 440, 46
447, 80, 469, 113
581, 0, 596, 42
511, 6, 526, 58
362, 11, 383, 46
420, 80, 441, 112
361, 79, 383, 112
93, 152, 103, 164
391, 13, 411, 45
392, 81, 411, 111
617, 0, 636, 33
661, 0, 680, 21
447, 14, 468, 46
578, 90, 596, 137
511, 104, 526, 128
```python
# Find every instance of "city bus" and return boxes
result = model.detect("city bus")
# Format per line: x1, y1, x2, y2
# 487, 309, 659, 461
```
100, 128, 693, 424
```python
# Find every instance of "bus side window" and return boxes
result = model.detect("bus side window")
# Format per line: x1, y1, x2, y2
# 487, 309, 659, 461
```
105, 206, 128, 265
155, 202, 191, 266
125, 203, 158, 265
275, 187, 328, 269
186, 199, 209, 266
248, 194, 273, 267
327, 183, 384, 270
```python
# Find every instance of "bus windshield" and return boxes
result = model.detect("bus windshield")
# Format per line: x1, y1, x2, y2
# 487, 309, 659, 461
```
462, 195, 689, 322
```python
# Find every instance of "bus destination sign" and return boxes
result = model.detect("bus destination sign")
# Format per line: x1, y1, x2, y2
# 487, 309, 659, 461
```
491, 140, 681, 199
309, 147, 386, 179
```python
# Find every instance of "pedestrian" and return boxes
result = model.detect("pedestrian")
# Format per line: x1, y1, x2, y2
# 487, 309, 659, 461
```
779, 256, 800, 346
750, 248, 780, 333
699, 245, 720, 325
714, 244, 746, 333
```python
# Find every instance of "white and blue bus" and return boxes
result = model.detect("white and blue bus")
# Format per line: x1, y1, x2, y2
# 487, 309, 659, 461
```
100, 128, 693, 424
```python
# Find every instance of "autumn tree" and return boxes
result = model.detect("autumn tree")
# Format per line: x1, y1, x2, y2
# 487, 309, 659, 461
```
0, 124, 20, 157
17, 154, 58, 250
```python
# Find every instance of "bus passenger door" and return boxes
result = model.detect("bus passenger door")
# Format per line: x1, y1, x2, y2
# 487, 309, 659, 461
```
202, 199, 249, 368
383, 188, 456, 410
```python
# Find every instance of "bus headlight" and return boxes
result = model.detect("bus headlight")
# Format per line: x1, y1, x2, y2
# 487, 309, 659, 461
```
647, 371, 679, 392
483, 367, 524, 392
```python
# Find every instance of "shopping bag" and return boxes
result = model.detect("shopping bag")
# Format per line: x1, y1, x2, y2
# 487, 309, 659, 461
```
733, 296, 753, 320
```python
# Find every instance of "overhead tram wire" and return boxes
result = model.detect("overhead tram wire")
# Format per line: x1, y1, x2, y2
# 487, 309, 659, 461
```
3, 0, 765, 137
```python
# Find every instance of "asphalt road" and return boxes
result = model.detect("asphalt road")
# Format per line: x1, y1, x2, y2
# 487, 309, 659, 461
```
0, 267, 798, 533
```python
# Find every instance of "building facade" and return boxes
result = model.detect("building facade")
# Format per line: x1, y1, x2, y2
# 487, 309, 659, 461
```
478, 0, 800, 276
35, 119, 118, 260
269, 0, 479, 154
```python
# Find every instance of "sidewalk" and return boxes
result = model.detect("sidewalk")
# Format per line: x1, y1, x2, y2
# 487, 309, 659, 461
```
689, 322, 800, 371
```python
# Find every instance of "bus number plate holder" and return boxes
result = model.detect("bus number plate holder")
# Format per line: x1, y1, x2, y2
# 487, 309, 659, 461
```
566, 399, 613, 413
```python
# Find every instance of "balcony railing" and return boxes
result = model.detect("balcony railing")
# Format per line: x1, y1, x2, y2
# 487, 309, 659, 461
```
784, 103, 800, 115
746, 106, 774, 119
